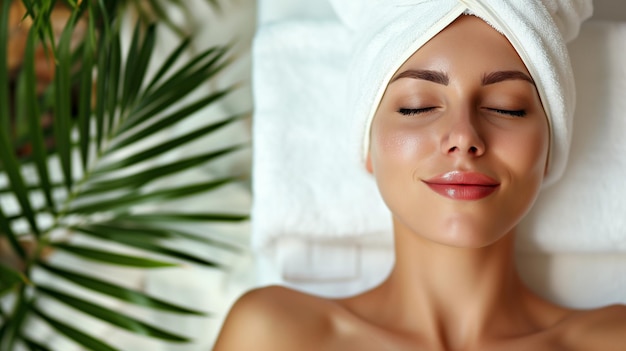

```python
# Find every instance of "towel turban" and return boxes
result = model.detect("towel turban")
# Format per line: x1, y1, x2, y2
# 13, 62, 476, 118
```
332, 0, 593, 186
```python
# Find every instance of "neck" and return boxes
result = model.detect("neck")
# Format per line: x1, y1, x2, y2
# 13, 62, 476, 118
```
373, 221, 551, 349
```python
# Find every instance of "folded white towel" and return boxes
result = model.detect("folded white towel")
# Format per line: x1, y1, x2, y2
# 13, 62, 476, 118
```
251, 19, 395, 290
251, 21, 392, 251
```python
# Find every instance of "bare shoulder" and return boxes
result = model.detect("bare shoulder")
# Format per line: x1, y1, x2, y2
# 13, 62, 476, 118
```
560, 304, 626, 350
213, 285, 338, 351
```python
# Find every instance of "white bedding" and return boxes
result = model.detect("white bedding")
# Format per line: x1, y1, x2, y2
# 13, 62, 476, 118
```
252, 1, 626, 307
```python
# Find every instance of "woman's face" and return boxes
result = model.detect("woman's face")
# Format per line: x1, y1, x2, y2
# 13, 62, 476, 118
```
367, 15, 549, 248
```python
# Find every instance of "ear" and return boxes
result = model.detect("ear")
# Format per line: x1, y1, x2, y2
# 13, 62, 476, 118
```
544, 148, 551, 177
365, 152, 374, 174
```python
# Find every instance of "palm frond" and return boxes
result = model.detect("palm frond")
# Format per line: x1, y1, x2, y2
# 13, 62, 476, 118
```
19, 25, 56, 213
32, 306, 120, 351
39, 263, 205, 315
0, 263, 27, 297
37, 285, 190, 342
0, 0, 249, 349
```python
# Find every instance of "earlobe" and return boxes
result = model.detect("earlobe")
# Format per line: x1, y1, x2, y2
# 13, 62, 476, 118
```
365, 153, 374, 174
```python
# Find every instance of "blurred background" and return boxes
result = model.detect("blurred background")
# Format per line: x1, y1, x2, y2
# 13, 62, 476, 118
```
594, 0, 626, 20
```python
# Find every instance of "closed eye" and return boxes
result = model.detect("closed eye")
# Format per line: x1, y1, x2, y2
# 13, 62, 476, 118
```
489, 108, 526, 117
398, 107, 436, 116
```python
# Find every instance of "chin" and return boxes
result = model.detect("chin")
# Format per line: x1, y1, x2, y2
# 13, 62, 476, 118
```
396, 211, 518, 249
433, 218, 514, 249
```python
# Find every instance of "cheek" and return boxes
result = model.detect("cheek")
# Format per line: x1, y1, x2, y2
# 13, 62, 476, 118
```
523, 125, 549, 175
492, 118, 549, 181
370, 115, 434, 169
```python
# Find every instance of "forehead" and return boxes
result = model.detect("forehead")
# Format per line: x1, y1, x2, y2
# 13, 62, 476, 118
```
396, 15, 529, 75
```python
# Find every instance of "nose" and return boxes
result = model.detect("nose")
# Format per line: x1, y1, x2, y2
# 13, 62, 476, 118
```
441, 111, 485, 157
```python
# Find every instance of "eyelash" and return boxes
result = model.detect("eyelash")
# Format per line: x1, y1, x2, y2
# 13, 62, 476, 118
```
397, 107, 527, 117
489, 108, 527, 117
398, 107, 435, 116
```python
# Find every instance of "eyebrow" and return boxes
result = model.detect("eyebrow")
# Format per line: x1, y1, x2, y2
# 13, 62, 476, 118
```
389, 69, 535, 87
390, 69, 449, 85
482, 70, 535, 86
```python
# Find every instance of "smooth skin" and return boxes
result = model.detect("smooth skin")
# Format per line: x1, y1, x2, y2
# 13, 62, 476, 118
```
214, 16, 626, 351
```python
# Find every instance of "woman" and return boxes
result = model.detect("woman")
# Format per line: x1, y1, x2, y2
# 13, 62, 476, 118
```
215, 2, 626, 350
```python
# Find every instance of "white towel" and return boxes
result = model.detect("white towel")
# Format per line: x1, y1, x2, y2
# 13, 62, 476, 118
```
251, 20, 395, 288
252, 21, 392, 249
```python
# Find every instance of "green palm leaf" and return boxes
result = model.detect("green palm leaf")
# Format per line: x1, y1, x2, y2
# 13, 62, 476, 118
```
40, 263, 205, 315
81, 144, 244, 196
21, 338, 55, 351
115, 211, 249, 223
71, 225, 222, 267
0, 206, 25, 258
0, 295, 29, 351
37, 285, 190, 342
32, 307, 120, 351
0, 0, 248, 349
53, 6, 80, 191
78, 6, 97, 171
81, 220, 243, 251
0, 264, 27, 297
96, 115, 245, 173
69, 177, 237, 214
19, 24, 55, 213
51, 243, 179, 268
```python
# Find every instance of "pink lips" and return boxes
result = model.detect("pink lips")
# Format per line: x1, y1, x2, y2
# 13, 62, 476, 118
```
423, 171, 500, 200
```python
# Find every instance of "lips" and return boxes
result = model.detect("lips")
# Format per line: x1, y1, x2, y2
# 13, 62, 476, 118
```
422, 171, 500, 200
